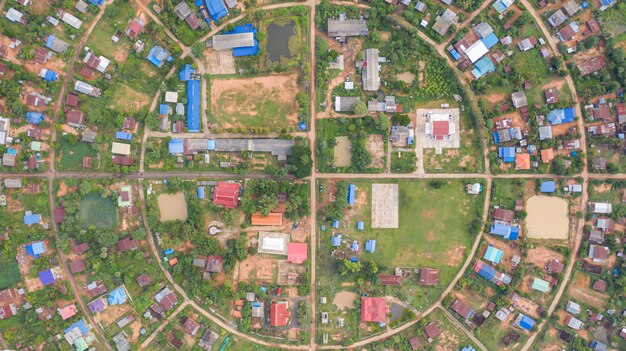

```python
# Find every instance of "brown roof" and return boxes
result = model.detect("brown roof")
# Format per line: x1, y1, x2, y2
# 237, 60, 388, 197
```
577, 56, 607, 76
72, 242, 89, 255
66, 110, 85, 126
378, 274, 403, 285
78, 66, 95, 79
186, 13, 200, 30
547, 259, 564, 274
159, 292, 178, 310
501, 331, 520, 346
424, 322, 441, 339
33, 47, 50, 64
65, 94, 79, 107
419, 268, 439, 286
70, 259, 86, 274
82, 156, 92, 169
492, 208, 514, 222
28, 127, 42, 140
592, 106, 613, 121
545, 88, 558, 104
53, 207, 66, 223
136, 274, 151, 288
409, 337, 421, 350
112, 156, 133, 166
117, 238, 138, 252
85, 280, 107, 298
592, 279, 607, 292
450, 298, 473, 318
183, 318, 200, 335
251, 212, 283, 226
587, 18, 600, 33
123, 117, 136, 130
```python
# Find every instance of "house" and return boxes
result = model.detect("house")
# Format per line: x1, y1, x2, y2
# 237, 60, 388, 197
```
490, 223, 520, 240
112, 156, 133, 166
83, 52, 110, 73
174, 1, 191, 19
616, 103, 626, 124
334, 96, 360, 112
492, 208, 514, 222
360, 49, 382, 91
473, 260, 512, 285
3, 153, 16, 167
577, 56, 607, 76
517, 37, 536, 51
327, 17, 368, 41
547, 259, 564, 274
26, 93, 51, 107
287, 242, 308, 264
0, 304, 17, 320
111, 142, 131, 156
414, 1, 426, 12
58, 304, 78, 320
117, 238, 138, 252
154, 287, 178, 311
424, 322, 441, 340
558, 22, 580, 42
361, 297, 388, 323
450, 298, 474, 319
419, 268, 439, 286
540, 181, 556, 193
5, 8, 25, 24
33, 47, 52, 64
85, 280, 107, 298
82, 131, 97, 143
590, 105, 612, 121
199, 330, 218, 350
146, 45, 172, 68
588, 245, 609, 263
563, 0, 580, 16
178, 64, 200, 132
498, 147, 515, 162
72, 242, 89, 255
183, 318, 200, 335
425, 113, 455, 140
515, 153, 530, 170
590, 340, 608, 351
65, 94, 79, 108
539, 126, 553, 141
548, 9, 568, 27
547, 107, 576, 125
66, 110, 86, 128
61, 12, 83, 29
589, 229, 604, 243
70, 259, 86, 274
492, 0, 515, 13
590, 202, 612, 214
74, 80, 102, 97
565, 316, 583, 330
540, 148, 554, 163
514, 313, 535, 331
379, 274, 403, 285
123, 117, 136, 130
270, 301, 290, 326
566, 300, 581, 314
112, 332, 130, 351
126, 18, 144, 39
75, 0, 89, 13
39, 269, 56, 285
531, 278, 550, 292
596, 218, 615, 233
212, 182, 240, 208
484, 245, 504, 264
433, 9, 457, 36
251, 213, 283, 226
409, 337, 421, 350
136, 274, 151, 288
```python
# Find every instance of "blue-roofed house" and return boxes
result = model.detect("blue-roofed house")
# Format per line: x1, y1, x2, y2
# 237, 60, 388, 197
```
88, 0, 104, 5
492, 0, 514, 13
39, 269, 55, 285
332, 220, 340, 228
365, 240, 376, 253
461, 346, 477, 351
26, 112, 45, 125
540, 181, 556, 193
108, 287, 128, 305
484, 245, 504, 264
205, 0, 228, 21
178, 65, 201, 132
331, 235, 342, 247
482, 33, 499, 49
146, 45, 172, 68
490, 223, 520, 240
198, 187, 205, 199
115, 132, 132, 141
65, 319, 90, 335
347, 184, 356, 205
168, 139, 184, 155
599, 0, 614, 7
547, 107, 575, 125
357, 221, 365, 231
515, 314, 535, 331
498, 147, 515, 162
471, 56, 496, 79
351, 241, 359, 251
24, 212, 42, 225
178, 64, 196, 81
449, 48, 461, 60
159, 104, 170, 115
26, 241, 46, 258
225, 24, 259, 57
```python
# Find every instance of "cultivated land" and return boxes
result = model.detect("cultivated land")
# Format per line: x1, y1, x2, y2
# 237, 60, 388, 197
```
0, 0, 624, 349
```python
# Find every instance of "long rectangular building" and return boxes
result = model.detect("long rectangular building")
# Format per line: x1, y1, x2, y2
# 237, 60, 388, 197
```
328, 19, 368, 38
212, 32, 254, 50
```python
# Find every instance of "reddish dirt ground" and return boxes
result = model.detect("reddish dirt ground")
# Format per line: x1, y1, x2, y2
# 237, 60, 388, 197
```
526, 247, 564, 270
569, 273, 608, 309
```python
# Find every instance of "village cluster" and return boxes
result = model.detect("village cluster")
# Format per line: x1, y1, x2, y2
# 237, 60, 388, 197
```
0, 0, 625, 349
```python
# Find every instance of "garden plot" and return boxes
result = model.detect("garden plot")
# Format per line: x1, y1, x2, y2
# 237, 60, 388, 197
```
157, 192, 188, 222
526, 196, 569, 240
371, 183, 399, 228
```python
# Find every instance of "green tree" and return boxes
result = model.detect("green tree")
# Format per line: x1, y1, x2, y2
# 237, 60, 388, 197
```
354, 101, 368, 116
191, 42, 205, 58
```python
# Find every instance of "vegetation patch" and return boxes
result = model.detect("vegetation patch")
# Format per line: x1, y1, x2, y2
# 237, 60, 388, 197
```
78, 192, 118, 229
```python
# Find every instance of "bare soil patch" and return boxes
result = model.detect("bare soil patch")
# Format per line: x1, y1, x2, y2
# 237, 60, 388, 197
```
397, 71, 416, 84
569, 274, 607, 309
333, 291, 357, 310
333, 136, 352, 167
95, 304, 131, 328
526, 196, 569, 240
445, 246, 466, 266
366, 134, 384, 168
483, 93, 506, 104
237, 255, 277, 283
204, 49, 236, 75
526, 247, 564, 269
157, 192, 188, 222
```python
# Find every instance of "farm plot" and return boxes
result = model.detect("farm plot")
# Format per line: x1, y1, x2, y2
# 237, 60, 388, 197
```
209, 74, 300, 130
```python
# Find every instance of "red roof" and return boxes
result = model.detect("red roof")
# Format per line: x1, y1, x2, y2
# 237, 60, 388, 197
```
84, 53, 101, 70
251, 212, 283, 226
547, 259, 564, 274
616, 103, 626, 117
592, 279, 607, 292
160, 292, 178, 310
112, 156, 133, 166
409, 337, 421, 350
33, 47, 50, 64
419, 268, 439, 286
587, 18, 600, 33
432, 121, 449, 136
360, 297, 388, 322
27, 128, 42, 140
424, 322, 441, 339
450, 298, 473, 318
66, 110, 85, 126
53, 207, 66, 223
58, 304, 77, 320
0, 62, 6, 76
65, 94, 79, 107
123, 117, 136, 130
117, 238, 138, 252
492, 208, 514, 222
270, 301, 290, 327
127, 19, 144, 38
212, 182, 241, 208
69, 259, 86, 274
0, 304, 16, 320
287, 242, 308, 264
78, 66, 95, 79
136, 274, 151, 288
72, 242, 89, 255
183, 318, 200, 335
592, 106, 612, 121
379, 274, 403, 285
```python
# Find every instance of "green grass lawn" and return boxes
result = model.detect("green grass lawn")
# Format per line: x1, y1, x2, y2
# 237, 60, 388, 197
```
475, 316, 529, 351
78, 192, 118, 229
0, 257, 22, 289
491, 179, 527, 210
390, 151, 417, 173
58, 138, 99, 171
513, 50, 550, 86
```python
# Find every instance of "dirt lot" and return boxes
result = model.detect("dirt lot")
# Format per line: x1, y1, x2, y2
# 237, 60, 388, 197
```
483, 236, 521, 271
371, 184, 398, 229
366, 134, 384, 168
108, 84, 151, 113
237, 255, 278, 283
526, 196, 569, 240
95, 304, 131, 329
204, 49, 236, 75
209, 74, 300, 128
569, 273, 607, 309
483, 92, 506, 104
493, 111, 527, 129
511, 286, 542, 318
526, 247, 564, 270
157, 192, 188, 222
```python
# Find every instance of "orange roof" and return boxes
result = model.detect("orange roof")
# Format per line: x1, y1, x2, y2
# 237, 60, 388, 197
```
540, 148, 554, 163
515, 153, 530, 170
168, 257, 178, 266
251, 212, 283, 226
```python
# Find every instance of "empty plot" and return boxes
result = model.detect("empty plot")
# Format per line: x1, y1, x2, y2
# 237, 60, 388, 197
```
334, 136, 352, 167
157, 192, 188, 222
526, 196, 569, 239
371, 184, 399, 228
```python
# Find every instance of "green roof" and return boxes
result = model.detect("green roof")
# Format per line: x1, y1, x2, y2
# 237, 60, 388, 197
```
531, 278, 550, 292
31, 141, 42, 151
73, 336, 88, 351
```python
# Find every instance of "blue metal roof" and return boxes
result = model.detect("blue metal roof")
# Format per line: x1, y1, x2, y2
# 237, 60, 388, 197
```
115, 131, 132, 141
599, 0, 614, 6
24, 213, 41, 225
490, 223, 519, 240
461, 346, 477, 351
207, 140, 216, 150
178, 64, 196, 81
186, 80, 201, 132
484, 245, 504, 264
518, 315, 535, 331
477, 263, 496, 280
26, 112, 45, 125
168, 139, 184, 155
205, 0, 227, 21
540, 181, 556, 193
159, 104, 169, 115
42, 69, 58, 81
332, 220, 340, 228
482, 33, 499, 49
449, 48, 461, 60
39, 269, 55, 285
351, 241, 359, 251
331, 235, 342, 247
198, 187, 205, 199
547, 107, 575, 125
347, 184, 356, 205
498, 147, 515, 162
108, 287, 128, 305
357, 221, 365, 230
26, 241, 45, 257
89, 0, 103, 5
65, 319, 89, 335
473, 56, 496, 79
225, 24, 259, 57
146, 46, 170, 68
365, 240, 376, 253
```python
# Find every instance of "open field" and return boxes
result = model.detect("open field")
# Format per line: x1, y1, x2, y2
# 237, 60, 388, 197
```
58, 138, 99, 171
209, 74, 300, 129
0, 258, 21, 289
334, 136, 352, 167
107, 83, 151, 113
526, 196, 569, 240
79, 193, 118, 229
157, 193, 188, 222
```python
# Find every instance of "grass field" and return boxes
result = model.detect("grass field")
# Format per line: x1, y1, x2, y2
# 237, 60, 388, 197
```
78, 192, 118, 229
513, 50, 550, 85
58, 138, 98, 171
475, 316, 529, 351
0, 257, 22, 289
107, 83, 151, 113
491, 179, 526, 210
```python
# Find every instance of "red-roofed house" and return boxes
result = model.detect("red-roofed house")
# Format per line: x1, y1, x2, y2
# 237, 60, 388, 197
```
251, 213, 283, 226
424, 322, 441, 340
69, 259, 86, 274
287, 242, 308, 264
136, 273, 151, 288
431, 121, 449, 140
360, 297, 388, 323
65, 94, 79, 107
33, 47, 51, 64
0, 304, 17, 320
183, 317, 200, 335
617, 103, 626, 124
379, 274, 403, 285
112, 156, 133, 166
492, 208, 514, 222
126, 18, 144, 39
515, 153, 530, 170
66, 110, 86, 128
72, 241, 89, 255
270, 301, 290, 327
541, 148, 554, 163
450, 298, 474, 319
212, 182, 241, 208
592, 279, 607, 292
58, 304, 77, 320
117, 238, 138, 252
419, 268, 439, 286
53, 207, 66, 223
